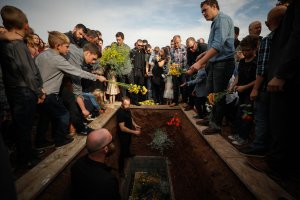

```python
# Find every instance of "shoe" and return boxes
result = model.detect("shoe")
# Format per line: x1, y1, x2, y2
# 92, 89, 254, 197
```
35, 141, 55, 150
196, 119, 209, 126
55, 137, 74, 148
228, 134, 239, 141
34, 149, 46, 158
79, 127, 94, 135
240, 147, 266, 158
193, 115, 201, 119
232, 137, 246, 146
169, 103, 178, 107
86, 115, 96, 121
184, 105, 193, 111
202, 127, 221, 135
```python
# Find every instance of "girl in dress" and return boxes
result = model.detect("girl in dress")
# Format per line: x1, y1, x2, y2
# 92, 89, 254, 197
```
164, 74, 173, 105
106, 67, 120, 104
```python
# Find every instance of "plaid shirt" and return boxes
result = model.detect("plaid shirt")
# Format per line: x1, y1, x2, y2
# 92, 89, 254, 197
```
170, 44, 187, 69
256, 32, 274, 76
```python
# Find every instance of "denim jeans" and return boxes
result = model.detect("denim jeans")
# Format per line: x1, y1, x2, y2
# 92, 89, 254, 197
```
83, 92, 101, 110
207, 60, 235, 128
251, 90, 269, 149
36, 94, 70, 145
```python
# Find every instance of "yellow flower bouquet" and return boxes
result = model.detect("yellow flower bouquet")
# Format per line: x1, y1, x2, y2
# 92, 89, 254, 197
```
106, 81, 148, 95
99, 43, 129, 75
167, 63, 186, 76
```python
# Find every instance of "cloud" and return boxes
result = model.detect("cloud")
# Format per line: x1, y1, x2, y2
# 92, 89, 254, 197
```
0, 0, 277, 48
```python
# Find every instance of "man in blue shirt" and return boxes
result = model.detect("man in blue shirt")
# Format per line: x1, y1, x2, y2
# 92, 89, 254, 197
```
187, 0, 235, 135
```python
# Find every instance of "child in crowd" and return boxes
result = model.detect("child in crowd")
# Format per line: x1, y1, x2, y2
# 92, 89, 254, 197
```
163, 74, 173, 105
106, 66, 120, 104
228, 35, 258, 146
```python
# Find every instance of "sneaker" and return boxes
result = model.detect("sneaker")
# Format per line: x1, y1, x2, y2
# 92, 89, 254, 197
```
193, 115, 201, 119
86, 115, 96, 121
232, 137, 246, 146
55, 137, 74, 148
228, 134, 239, 141
239, 147, 266, 158
35, 141, 55, 150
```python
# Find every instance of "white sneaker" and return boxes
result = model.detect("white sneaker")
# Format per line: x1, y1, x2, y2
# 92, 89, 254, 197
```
228, 134, 239, 140
86, 115, 96, 121
232, 137, 246, 146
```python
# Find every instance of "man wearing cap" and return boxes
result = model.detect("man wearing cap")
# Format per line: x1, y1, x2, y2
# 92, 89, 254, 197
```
71, 128, 120, 200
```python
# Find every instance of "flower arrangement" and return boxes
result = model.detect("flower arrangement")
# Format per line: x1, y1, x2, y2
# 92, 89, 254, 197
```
148, 128, 174, 155
99, 43, 129, 75
167, 63, 186, 76
106, 81, 148, 95
129, 172, 169, 200
138, 100, 159, 105
240, 104, 253, 121
166, 112, 181, 127
207, 91, 229, 105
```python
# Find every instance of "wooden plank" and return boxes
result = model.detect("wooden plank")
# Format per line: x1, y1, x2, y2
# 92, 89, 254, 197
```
179, 104, 295, 200
16, 105, 119, 200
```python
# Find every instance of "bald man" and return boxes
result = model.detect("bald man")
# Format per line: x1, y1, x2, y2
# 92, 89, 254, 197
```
249, 21, 262, 40
71, 128, 120, 200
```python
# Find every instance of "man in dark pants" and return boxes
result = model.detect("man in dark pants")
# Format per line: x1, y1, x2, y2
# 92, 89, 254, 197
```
130, 39, 146, 105
248, 1, 300, 181
116, 96, 141, 176
187, 0, 235, 135
71, 128, 120, 200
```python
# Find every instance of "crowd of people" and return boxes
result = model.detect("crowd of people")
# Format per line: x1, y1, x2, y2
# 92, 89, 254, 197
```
0, 0, 298, 199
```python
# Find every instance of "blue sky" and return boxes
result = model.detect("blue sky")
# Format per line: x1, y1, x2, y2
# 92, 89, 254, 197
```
0, 0, 277, 48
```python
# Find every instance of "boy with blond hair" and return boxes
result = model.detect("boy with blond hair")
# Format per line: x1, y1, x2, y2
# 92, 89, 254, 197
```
35, 31, 106, 148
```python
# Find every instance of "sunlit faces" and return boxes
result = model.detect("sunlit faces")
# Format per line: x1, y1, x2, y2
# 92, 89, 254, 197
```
137, 41, 143, 49
174, 37, 181, 49
32, 34, 40, 45
122, 99, 131, 110
84, 51, 98, 64
249, 22, 262, 36
57, 43, 70, 55
74, 28, 85, 40
201, 4, 218, 21
187, 41, 196, 52
116, 36, 123, 45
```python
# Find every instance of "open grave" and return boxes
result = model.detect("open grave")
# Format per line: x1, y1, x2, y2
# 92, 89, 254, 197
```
16, 105, 296, 200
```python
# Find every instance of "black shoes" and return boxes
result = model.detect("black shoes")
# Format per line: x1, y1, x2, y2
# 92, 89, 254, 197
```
202, 127, 221, 135
240, 147, 266, 158
35, 141, 55, 151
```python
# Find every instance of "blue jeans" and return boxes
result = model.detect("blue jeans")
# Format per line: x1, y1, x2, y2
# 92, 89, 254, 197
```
82, 93, 101, 110
36, 94, 70, 145
207, 60, 235, 128
251, 90, 269, 149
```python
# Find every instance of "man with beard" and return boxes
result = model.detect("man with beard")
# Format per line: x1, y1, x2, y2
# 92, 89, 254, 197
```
116, 96, 141, 176
0, 5, 46, 169
64, 24, 87, 48
71, 128, 120, 200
